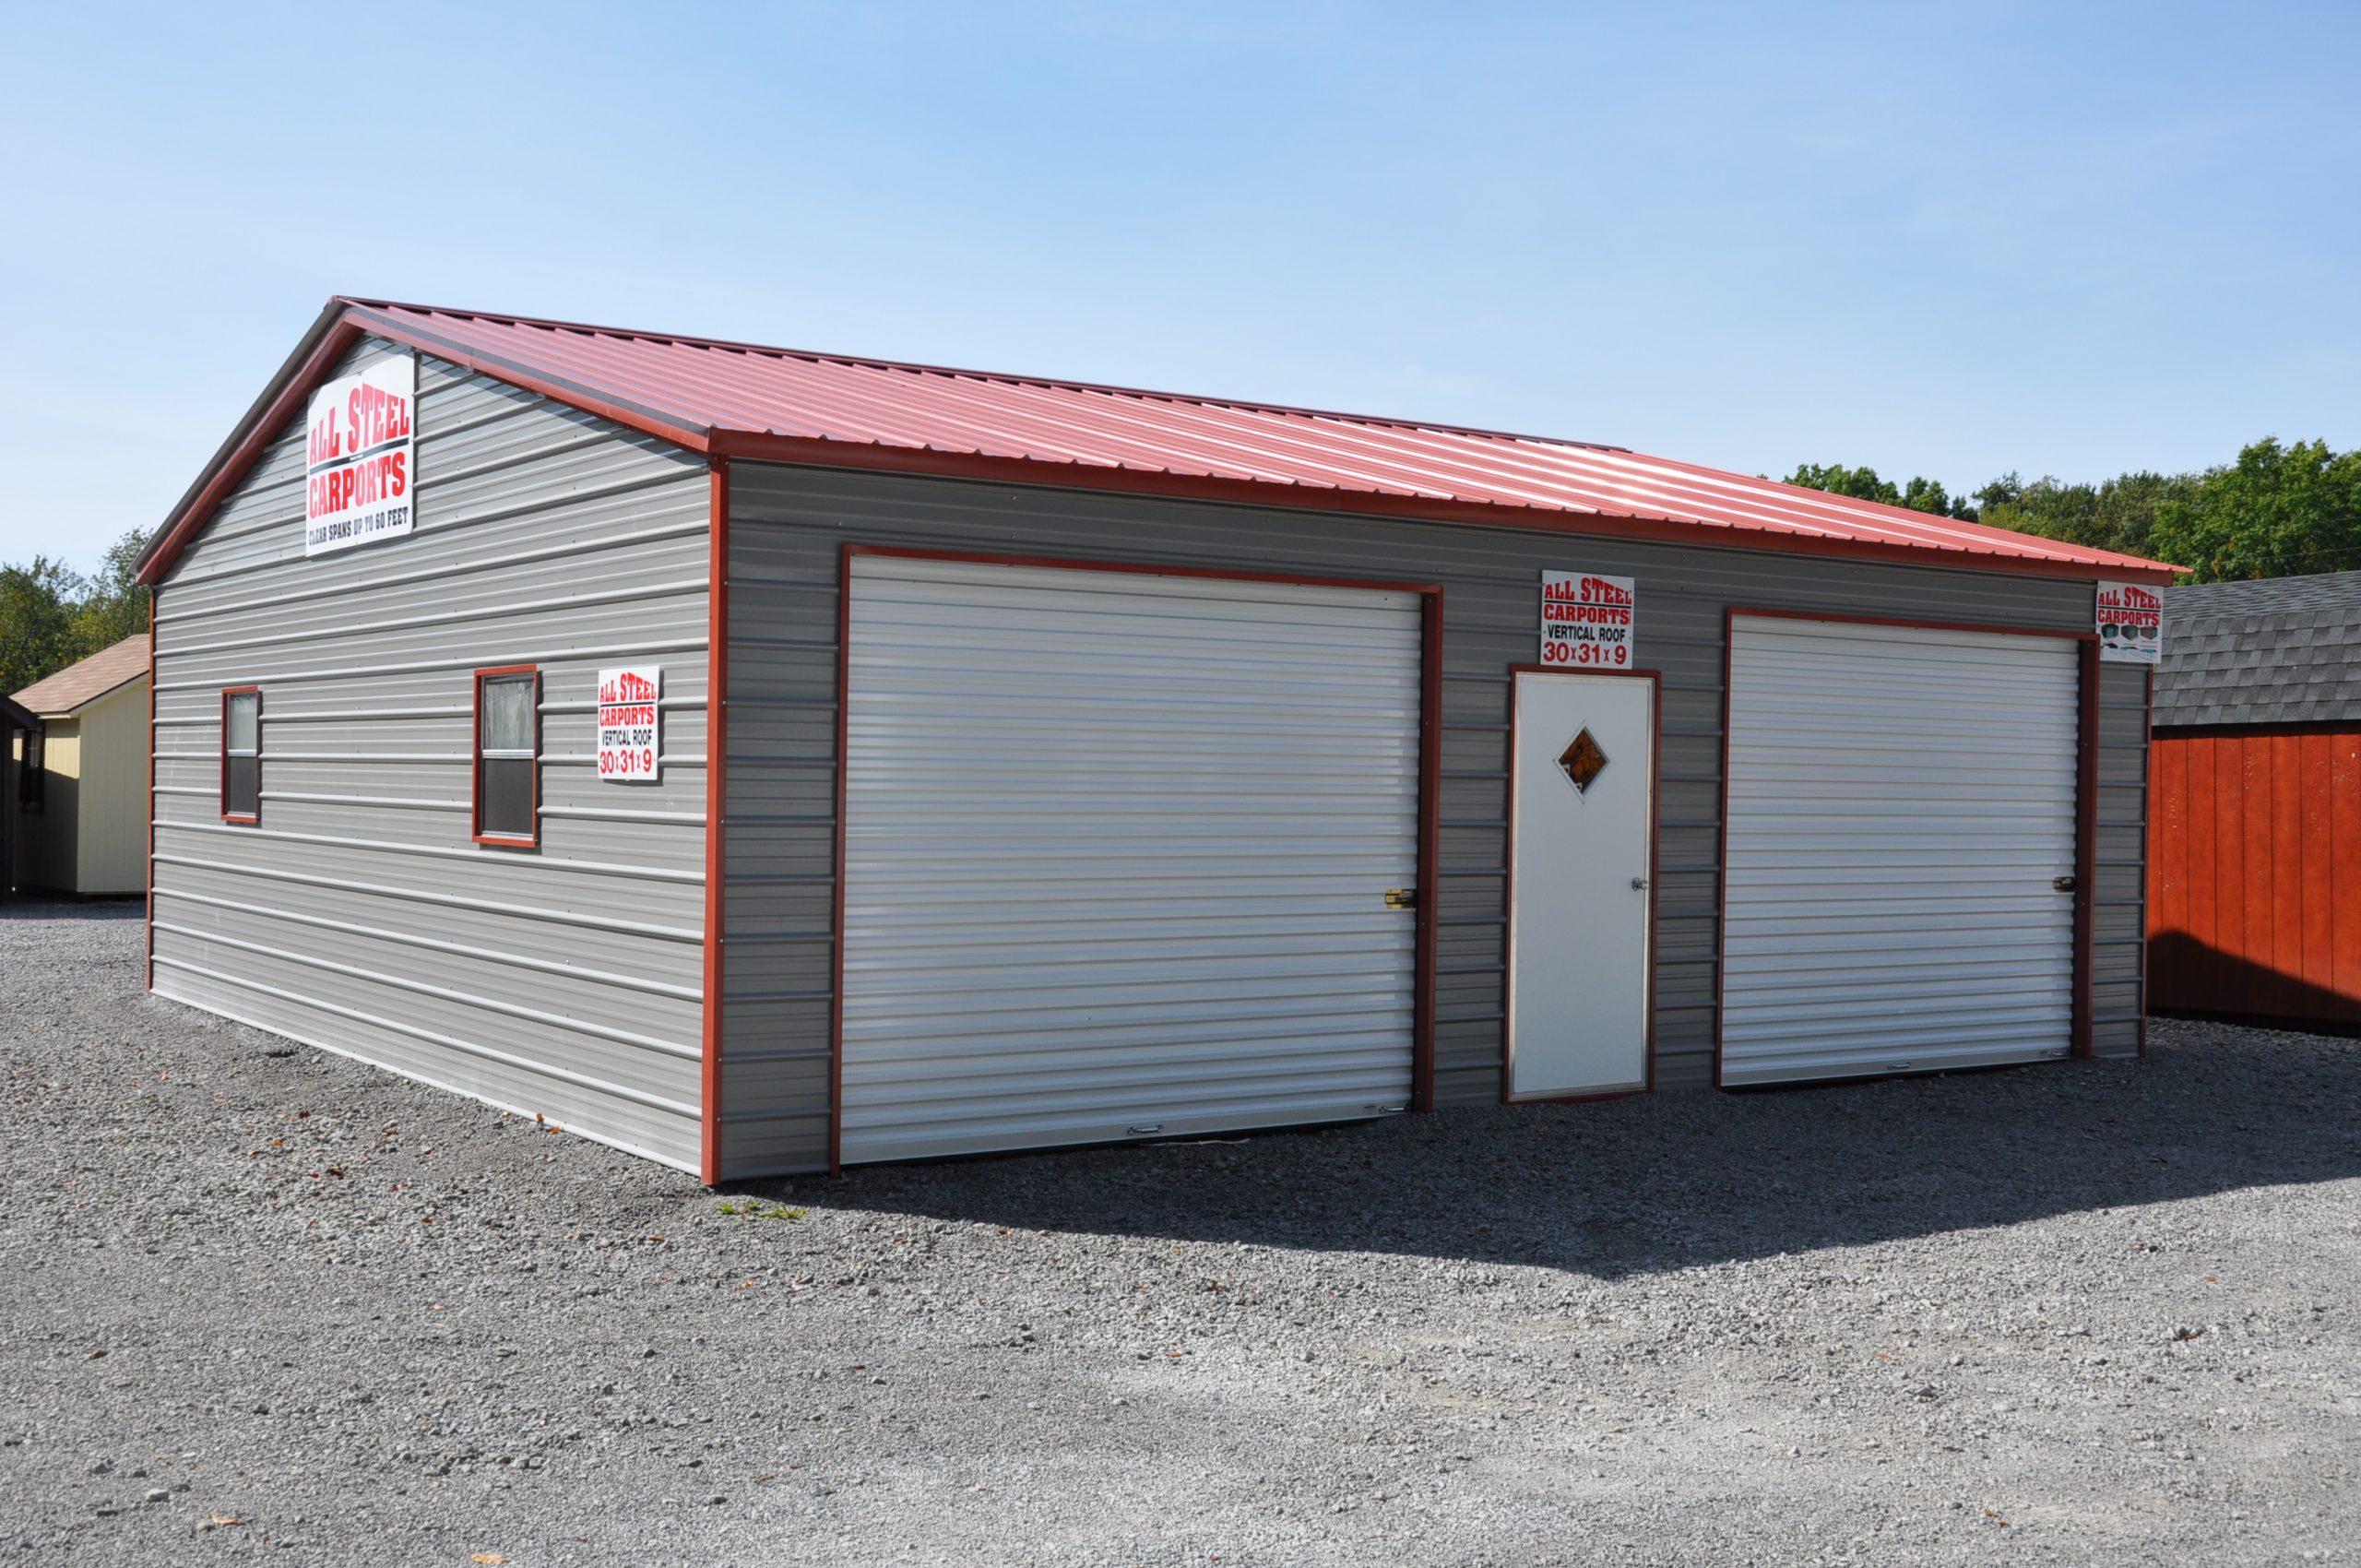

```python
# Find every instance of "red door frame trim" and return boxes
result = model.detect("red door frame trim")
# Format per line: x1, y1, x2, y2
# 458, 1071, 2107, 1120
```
469, 664, 541, 849
700, 461, 730, 1185
1714, 610, 2105, 1087
826, 542, 1446, 1172
1500, 663, 1661, 1105
219, 685, 261, 825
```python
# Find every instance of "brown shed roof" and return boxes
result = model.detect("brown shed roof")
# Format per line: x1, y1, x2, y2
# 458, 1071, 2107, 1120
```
12, 634, 150, 716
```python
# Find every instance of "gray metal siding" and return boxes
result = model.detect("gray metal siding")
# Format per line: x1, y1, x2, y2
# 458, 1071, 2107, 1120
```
2093, 660, 2151, 1054
151, 339, 712, 1171
720, 463, 2151, 1177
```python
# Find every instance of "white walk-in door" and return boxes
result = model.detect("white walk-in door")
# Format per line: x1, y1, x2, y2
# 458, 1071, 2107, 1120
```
1721, 615, 2082, 1086
1507, 671, 1655, 1099
839, 554, 1425, 1163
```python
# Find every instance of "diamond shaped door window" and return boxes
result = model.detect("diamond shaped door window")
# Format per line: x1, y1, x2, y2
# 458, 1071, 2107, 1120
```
1558, 728, 1608, 794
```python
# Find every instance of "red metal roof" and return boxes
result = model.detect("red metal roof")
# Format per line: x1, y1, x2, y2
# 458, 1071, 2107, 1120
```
138, 297, 2180, 584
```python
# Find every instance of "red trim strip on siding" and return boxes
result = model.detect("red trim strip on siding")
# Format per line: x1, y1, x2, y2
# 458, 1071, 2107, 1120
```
700, 461, 730, 1186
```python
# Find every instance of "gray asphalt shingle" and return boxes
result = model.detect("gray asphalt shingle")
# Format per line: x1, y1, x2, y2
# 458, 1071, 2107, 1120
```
2155, 570, 2361, 727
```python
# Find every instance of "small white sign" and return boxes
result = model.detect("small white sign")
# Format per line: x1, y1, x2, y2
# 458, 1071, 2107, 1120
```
597, 666, 662, 782
305, 355, 417, 555
1539, 571, 1637, 669
2096, 581, 2165, 664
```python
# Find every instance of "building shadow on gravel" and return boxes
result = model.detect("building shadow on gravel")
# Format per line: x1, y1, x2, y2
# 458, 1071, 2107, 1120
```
755, 1031, 2361, 1278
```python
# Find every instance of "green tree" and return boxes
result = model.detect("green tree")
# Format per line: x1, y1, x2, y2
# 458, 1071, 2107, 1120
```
0, 529, 155, 695
0, 556, 86, 695
1785, 463, 1975, 518
2149, 438, 2361, 582
68, 529, 154, 653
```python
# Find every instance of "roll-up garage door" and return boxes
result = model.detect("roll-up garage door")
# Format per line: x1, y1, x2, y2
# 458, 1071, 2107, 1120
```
1721, 615, 2081, 1086
838, 554, 1424, 1164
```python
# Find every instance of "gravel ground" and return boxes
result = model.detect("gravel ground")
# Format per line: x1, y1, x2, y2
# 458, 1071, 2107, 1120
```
2, 901, 2356, 1568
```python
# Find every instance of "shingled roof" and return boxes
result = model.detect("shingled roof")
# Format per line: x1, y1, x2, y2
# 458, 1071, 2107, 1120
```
2154, 571, 2361, 727
11, 634, 150, 717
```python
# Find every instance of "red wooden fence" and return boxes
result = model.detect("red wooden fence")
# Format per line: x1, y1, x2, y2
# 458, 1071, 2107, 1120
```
2148, 725, 2361, 1028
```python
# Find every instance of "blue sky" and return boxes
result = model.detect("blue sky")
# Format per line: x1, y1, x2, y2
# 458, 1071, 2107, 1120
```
3, 1, 2355, 571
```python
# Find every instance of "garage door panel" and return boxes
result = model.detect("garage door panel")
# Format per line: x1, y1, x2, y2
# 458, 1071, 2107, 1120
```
840, 554, 1423, 1162
1722, 616, 2080, 1086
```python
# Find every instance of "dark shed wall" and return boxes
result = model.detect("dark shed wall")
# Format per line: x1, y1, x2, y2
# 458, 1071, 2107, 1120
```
719, 462, 2149, 1178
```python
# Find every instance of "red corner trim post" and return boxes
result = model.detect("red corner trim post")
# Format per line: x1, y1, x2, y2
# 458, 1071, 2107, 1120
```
1499, 663, 1662, 1105
219, 685, 260, 825
2072, 638, 2102, 1058
825, 544, 1449, 1172
469, 665, 540, 849
700, 461, 731, 1186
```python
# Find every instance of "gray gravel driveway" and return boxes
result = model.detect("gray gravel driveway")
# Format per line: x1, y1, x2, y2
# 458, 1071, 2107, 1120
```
2, 901, 2356, 1566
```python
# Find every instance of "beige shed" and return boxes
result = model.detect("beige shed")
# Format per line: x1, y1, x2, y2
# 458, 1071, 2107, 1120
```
9, 634, 151, 896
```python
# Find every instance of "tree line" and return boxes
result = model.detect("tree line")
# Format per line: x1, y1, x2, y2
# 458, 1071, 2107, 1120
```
4, 436, 2356, 695
1784, 436, 2361, 582
1, 529, 152, 696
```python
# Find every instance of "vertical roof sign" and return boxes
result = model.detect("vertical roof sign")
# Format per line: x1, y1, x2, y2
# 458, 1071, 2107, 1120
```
2096, 581, 2165, 664
305, 353, 416, 556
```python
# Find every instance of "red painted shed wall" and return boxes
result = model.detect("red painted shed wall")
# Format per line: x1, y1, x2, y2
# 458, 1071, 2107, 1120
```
2148, 726, 2361, 1028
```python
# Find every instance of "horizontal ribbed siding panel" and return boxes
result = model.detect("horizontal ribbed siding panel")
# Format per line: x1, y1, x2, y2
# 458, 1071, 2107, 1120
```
1722, 618, 2080, 1084
718, 463, 2147, 1175
151, 337, 710, 1171
836, 554, 1420, 1164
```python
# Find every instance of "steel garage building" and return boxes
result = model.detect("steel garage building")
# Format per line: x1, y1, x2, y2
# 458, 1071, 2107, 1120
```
136, 298, 2177, 1180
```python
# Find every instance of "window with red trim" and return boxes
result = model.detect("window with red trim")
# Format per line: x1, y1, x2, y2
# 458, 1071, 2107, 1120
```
473, 667, 539, 847
220, 688, 260, 823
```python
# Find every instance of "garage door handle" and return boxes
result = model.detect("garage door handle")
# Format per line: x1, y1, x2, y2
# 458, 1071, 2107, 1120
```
1384, 887, 1418, 910
2053, 875, 2078, 893
1631, 877, 1648, 890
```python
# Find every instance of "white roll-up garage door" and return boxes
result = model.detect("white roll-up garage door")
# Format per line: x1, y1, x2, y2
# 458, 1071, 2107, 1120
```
838, 554, 1424, 1164
1721, 615, 2081, 1086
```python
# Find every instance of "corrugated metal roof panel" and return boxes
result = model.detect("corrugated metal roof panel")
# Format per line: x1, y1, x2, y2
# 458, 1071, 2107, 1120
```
140, 297, 2185, 584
